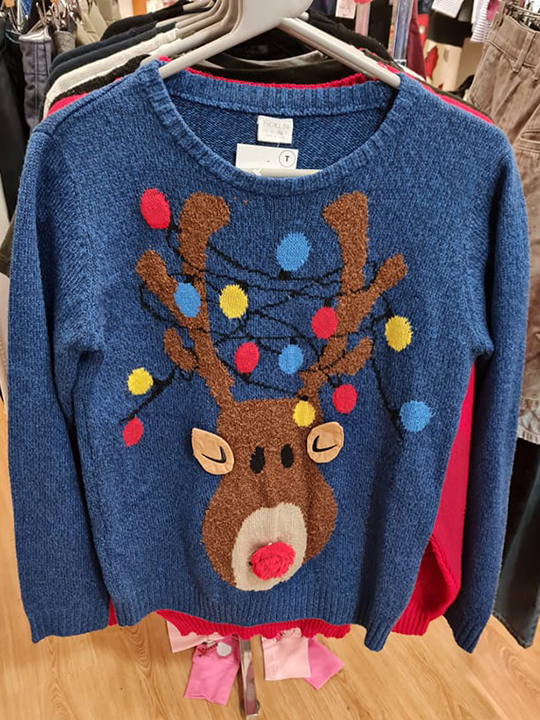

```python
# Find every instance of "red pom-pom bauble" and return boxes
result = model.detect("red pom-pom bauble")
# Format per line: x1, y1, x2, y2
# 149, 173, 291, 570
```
311, 306, 338, 339
123, 417, 144, 446
235, 342, 259, 374
140, 189, 170, 229
250, 542, 295, 580
333, 384, 357, 414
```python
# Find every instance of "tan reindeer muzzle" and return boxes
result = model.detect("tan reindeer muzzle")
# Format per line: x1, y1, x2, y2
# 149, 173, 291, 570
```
232, 503, 307, 591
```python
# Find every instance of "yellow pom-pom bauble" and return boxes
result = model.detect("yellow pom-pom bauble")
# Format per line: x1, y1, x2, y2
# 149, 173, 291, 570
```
385, 316, 412, 352
219, 284, 248, 319
128, 368, 154, 395
293, 400, 316, 428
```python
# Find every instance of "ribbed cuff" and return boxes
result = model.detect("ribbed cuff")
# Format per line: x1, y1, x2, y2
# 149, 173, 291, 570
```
364, 620, 393, 651
28, 607, 109, 643
392, 604, 432, 636
444, 607, 487, 653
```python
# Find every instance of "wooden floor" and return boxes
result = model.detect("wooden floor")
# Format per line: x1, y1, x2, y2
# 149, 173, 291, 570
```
1, 403, 539, 720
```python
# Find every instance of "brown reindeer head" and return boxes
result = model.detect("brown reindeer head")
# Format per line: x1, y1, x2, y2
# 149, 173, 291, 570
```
136, 192, 407, 590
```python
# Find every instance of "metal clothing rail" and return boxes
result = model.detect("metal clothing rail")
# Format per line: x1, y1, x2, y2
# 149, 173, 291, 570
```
390, 0, 415, 64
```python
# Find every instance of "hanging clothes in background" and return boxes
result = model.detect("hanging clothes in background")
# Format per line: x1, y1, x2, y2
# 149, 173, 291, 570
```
100, 0, 187, 40
366, 0, 426, 76
0, 13, 27, 219
19, 25, 53, 130
0, 0, 120, 218
495, 440, 540, 648
468, 7, 540, 648
310, 0, 338, 14
423, 0, 480, 91
41, 9, 395, 118
407, 1, 427, 76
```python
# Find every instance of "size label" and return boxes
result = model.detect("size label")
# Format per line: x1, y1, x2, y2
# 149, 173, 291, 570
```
335, 0, 357, 19
257, 115, 294, 144
236, 144, 298, 171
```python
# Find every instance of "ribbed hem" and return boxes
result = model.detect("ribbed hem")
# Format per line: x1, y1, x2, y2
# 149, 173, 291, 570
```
28, 607, 109, 643
111, 579, 397, 651
392, 605, 432, 636
156, 610, 351, 640
444, 607, 487, 653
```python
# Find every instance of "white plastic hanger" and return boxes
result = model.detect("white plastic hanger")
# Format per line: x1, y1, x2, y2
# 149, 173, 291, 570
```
154, 0, 213, 29
146, 0, 234, 62
153, 0, 309, 76
278, 17, 400, 88
154, 0, 400, 88
172, 0, 226, 35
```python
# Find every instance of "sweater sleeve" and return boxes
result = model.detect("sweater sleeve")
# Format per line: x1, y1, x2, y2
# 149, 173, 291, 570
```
445, 149, 529, 652
8, 128, 110, 642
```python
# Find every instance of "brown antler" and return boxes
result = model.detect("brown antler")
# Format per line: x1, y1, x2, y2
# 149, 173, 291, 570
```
136, 193, 234, 410
299, 192, 407, 401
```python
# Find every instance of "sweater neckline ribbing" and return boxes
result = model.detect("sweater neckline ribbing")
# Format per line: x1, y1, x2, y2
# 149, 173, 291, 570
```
137, 61, 416, 197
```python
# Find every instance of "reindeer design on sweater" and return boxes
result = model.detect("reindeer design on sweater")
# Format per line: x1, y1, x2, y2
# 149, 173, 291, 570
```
135, 191, 407, 591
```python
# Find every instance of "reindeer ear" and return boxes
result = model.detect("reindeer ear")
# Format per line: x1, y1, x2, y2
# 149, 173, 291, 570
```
307, 422, 344, 463
192, 428, 234, 475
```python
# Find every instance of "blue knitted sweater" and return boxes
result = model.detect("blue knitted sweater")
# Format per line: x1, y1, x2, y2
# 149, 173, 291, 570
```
8, 63, 529, 652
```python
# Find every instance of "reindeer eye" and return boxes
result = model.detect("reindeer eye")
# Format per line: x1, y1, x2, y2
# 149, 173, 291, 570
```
281, 444, 294, 468
250, 447, 265, 474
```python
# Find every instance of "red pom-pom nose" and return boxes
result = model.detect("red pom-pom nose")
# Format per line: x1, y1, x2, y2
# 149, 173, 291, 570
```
250, 542, 295, 580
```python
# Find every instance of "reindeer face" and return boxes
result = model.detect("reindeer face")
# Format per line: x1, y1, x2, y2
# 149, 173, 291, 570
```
194, 398, 341, 590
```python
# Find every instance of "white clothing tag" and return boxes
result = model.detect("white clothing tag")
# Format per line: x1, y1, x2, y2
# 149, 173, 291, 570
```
236, 143, 298, 171
244, 168, 319, 177
216, 641, 232, 657
335, 0, 357, 19
257, 115, 294, 144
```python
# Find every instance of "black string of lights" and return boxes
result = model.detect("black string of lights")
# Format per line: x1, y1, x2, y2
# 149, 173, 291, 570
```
122, 190, 420, 447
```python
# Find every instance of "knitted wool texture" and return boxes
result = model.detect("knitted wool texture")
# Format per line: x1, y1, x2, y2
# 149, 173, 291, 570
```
8, 64, 528, 652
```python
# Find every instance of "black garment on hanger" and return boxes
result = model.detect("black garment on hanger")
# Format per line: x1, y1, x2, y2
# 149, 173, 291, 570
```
43, 23, 176, 100
229, 9, 392, 62
494, 440, 540, 648
197, 54, 360, 84
3, 17, 26, 123
0, 17, 28, 219
101, 5, 392, 63
367, 0, 392, 49
49, 54, 147, 109
427, 10, 472, 47
101, 0, 187, 40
